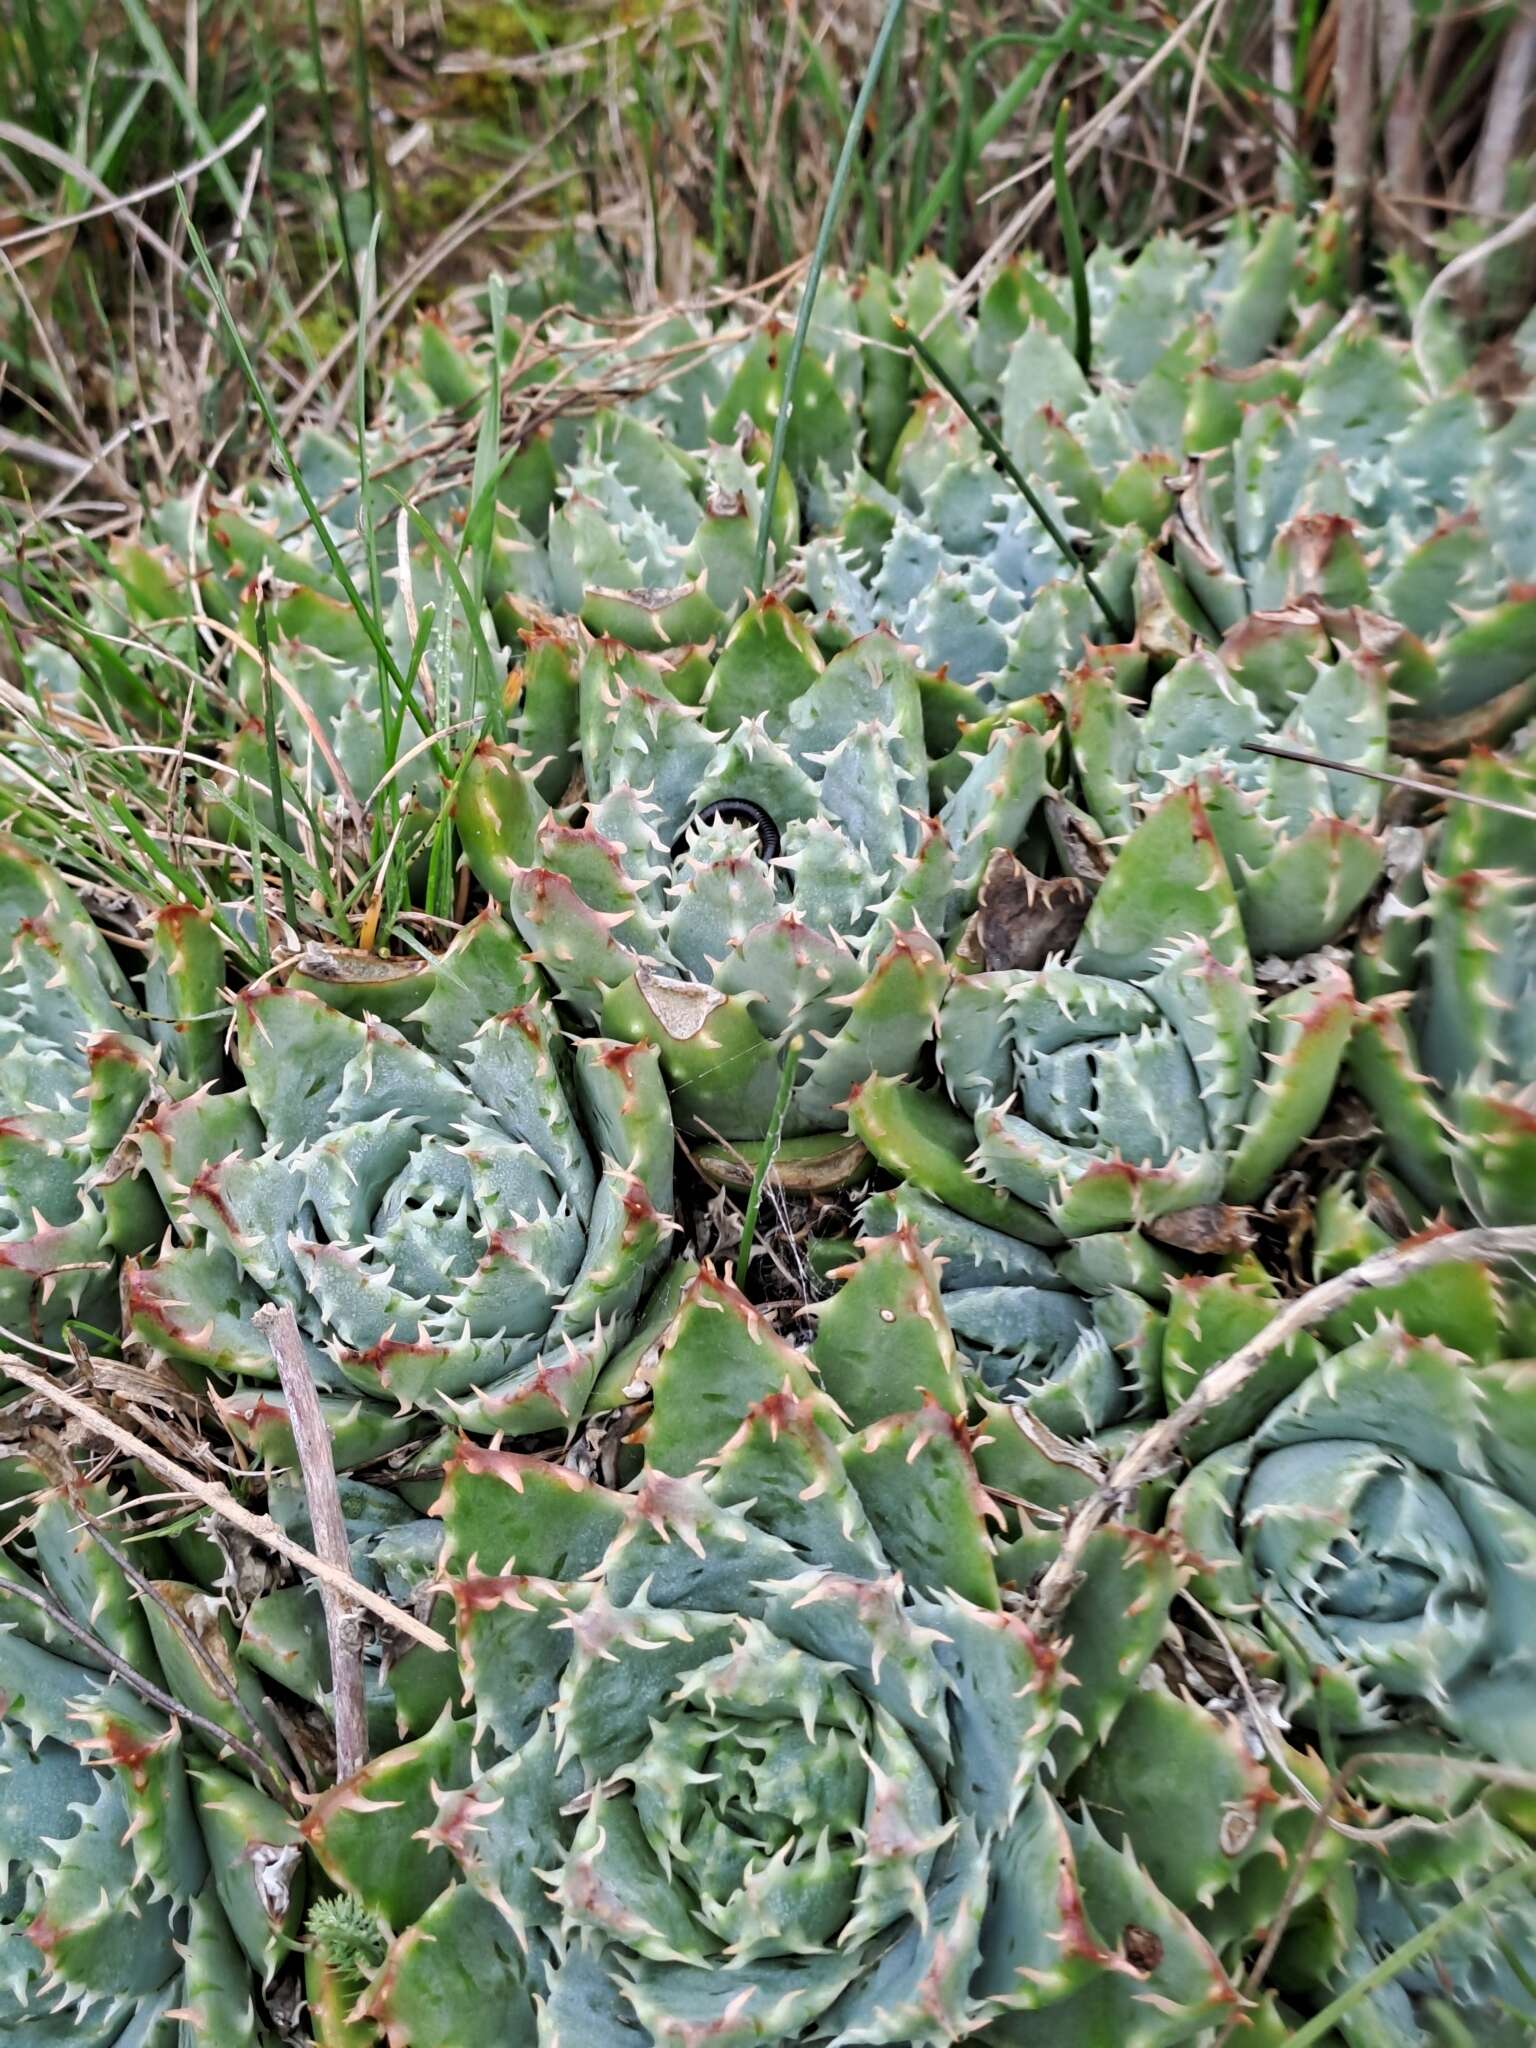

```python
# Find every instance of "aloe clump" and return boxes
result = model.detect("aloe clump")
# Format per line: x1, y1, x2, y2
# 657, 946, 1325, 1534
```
807, 216, 1536, 755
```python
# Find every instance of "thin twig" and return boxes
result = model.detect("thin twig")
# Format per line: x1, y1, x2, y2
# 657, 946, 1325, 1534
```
1243, 739, 1536, 822
1215, 1743, 1536, 2046
0, 1351, 450, 1653
1029, 1224, 1536, 1628
0, 428, 142, 501
0, 122, 182, 269
0, 103, 267, 251
1413, 186, 1536, 386
1177, 0, 1229, 176
1271, 0, 1297, 169
1213, 1751, 1356, 2048
712, 0, 743, 276
1180, 1591, 1398, 1845
1375, 0, 1422, 243
747, 0, 802, 281
253, 1304, 368, 1781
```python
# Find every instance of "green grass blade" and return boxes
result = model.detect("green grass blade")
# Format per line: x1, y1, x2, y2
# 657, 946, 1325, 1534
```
1052, 97, 1092, 377
902, 321, 1122, 633
905, 7, 1090, 264
178, 191, 422, 734
753, 0, 910, 597
352, 221, 398, 811
735, 1034, 803, 1291
346, 0, 383, 237
303, 0, 360, 320
252, 586, 301, 931
712, 0, 744, 276
1285, 1854, 1536, 2048
388, 492, 504, 748
905, 0, 953, 238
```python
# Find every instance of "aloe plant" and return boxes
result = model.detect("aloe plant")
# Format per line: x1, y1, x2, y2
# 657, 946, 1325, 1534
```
0, 844, 222, 1352
300, 1238, 1265, 2045
1316, 1744, 1536, 2047
1066, 638, 1392, 958
1350, 740, 1536, 1226
853, 787, 1354, 1238
1169, 1261, 1536, 1769
547, 411, 797, 648
860, 1182, 1172, 1439
128, 909, 676, 1446
457, 600, 1055, 1170
805, 216, 1536, 756
0, 1448, 302, 2043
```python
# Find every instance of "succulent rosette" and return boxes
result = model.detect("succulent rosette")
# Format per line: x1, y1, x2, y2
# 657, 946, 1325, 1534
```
129, 909, 675, 1445
0, 1451, 303, 2044
854, 786, 1354, 1238
202, 511, 518, 845
798, 225, 1319, 695
1153, 304, 1536, 757
1170, 1288, 1536, 1768
0, 844, 223, 1350
1030, 1673, 1536, 2046
457, 597, 1055, 1165
1315, 1746, 1536, 2047
803, 215, 1536, 757
1351, 739, 1536, 1226
1067, 637, 1392, 958
8, 532, 206, 755
547, 409, 798, 650
860, 1182, 1171, 1439
801, 393, 1109, 698
115, 318, 573, 863
303, 1240, 1250, 2046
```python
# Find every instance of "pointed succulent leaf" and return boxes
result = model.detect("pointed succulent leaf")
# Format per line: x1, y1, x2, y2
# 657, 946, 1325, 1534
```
643, 1266, 829, 1474
811, 1227, 967, 1424
848, 1075, 1061, 1244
